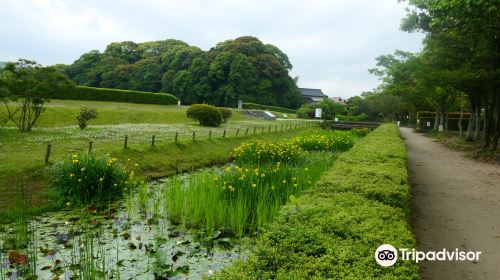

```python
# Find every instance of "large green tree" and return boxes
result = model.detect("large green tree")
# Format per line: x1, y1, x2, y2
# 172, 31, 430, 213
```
63, 36, 303, 109
0, 59, 74, 132
400, 0, 500, 149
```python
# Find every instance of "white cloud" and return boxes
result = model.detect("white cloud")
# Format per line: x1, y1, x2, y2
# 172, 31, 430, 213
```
0, 0, 424, 98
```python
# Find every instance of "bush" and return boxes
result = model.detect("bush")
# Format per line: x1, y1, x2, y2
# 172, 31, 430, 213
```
50, 153, 142, 205
215, 124, 418, 279
242, 102, 297, 114
42, 86, 178, 105
218, 107, 233, 123
76, 106, 97, 129
186, 104, 223, 127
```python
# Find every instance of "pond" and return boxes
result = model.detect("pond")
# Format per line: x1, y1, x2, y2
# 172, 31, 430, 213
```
0, 166, 250, 280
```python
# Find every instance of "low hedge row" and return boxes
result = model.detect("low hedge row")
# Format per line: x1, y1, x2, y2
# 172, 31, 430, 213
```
242, 102, 297, 114
44, 86, 178, 105
215, 124, 418, 279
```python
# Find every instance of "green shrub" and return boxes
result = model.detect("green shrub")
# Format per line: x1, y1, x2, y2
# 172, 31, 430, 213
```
296, 107, 314, 118
218, 107, 233, 123
215, 124, 418, 279
186, 104, 223, 127
50, 153, 142, 205
350, 127, 371, 137
242, 102, 297, 114
43, 86, 177, 105
76, 106, 97, 129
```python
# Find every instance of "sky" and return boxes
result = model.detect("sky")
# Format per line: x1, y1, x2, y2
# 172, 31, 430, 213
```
0, 0, 424, 99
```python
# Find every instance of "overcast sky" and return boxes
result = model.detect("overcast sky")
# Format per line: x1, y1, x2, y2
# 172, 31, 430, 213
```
0, 0, 424, 98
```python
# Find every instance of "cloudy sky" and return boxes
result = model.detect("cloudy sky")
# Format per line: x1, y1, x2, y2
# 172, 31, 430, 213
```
0, 0, 424, 98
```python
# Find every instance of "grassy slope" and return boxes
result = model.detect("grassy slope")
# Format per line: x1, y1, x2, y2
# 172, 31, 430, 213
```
0, 99, 312, 214
0, 99, 296, 127
215, 124, 419, 279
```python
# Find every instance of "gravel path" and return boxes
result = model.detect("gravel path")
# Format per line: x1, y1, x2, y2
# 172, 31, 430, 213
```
400, 127, 500, 280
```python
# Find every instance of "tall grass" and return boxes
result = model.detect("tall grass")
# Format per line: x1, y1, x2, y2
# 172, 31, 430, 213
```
164, 152, 337, 236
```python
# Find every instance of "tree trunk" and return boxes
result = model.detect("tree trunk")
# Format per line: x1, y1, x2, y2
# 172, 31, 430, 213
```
474, 102, 480, 140
458, 92, 464, 138
483, 91, 494, 148
433, 111, 440, 130
466, 110, 475, 141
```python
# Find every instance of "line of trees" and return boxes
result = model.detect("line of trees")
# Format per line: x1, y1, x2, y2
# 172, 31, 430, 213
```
356, 0, 499, 150
60, 36, 303, 109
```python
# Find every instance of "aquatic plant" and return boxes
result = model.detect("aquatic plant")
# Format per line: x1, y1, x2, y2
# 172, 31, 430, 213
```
50, 153, 143, 205
289, 131, 354, 152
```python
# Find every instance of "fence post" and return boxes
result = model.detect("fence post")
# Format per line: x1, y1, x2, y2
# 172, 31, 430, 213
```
44, 143, 52, 164
268, 125, 271, 133
88, 141, 93, 154
275, 125, 277, 132
245, 128, 249, 136
223, 129, 226, 139
192, 131, 196, 141
295, 123, 297, 129
261, 127, 264, 134
236, 128, 240, 137
124, 136, 128, 149
151, 135, 155, 147
175, 132, 178, 143
281, 124, 283, 131
209, 130, 212, 139
254, 127, 257, 134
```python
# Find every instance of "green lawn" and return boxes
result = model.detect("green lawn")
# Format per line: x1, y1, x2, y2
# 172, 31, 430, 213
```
0, 99, 313, 215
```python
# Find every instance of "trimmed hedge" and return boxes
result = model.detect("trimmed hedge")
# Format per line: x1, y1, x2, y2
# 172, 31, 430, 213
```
214, 124, 418, 279
242, 102, 297, 114
44, 86, 178, 105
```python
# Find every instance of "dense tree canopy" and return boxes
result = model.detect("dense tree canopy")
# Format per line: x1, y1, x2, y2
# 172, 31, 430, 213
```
362, 0, 499, 150
63, 37, 303, 109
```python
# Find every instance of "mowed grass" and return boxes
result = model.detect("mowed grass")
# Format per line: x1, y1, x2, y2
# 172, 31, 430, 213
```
0, 99, 311, 215
1, 99, 296, 128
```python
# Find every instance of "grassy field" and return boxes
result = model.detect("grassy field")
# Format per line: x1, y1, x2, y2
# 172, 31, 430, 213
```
0, 99, 311, 216
0, 99, 296, 128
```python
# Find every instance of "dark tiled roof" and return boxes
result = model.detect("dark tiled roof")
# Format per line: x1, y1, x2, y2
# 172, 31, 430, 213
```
299, 88, 327, 98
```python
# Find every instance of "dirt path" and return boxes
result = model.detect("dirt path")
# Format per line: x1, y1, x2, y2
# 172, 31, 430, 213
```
400, 127, 500, 280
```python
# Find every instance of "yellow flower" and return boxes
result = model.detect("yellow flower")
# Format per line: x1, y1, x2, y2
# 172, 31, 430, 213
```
81, 167, 85, 172
282, 179, 287, 184
72, 159, 79, 164
252, 183, 257, 188
99, 177, 104, 182
134, 163, 139, 167
69, 173, 75, 177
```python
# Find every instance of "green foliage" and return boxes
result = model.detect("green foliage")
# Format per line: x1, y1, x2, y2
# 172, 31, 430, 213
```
165, 151, 337, 236
50, 86, 178, 105
218, 107, 232, 123
63, 37, 303, 109
0, 59, 74, 132
297, 99, 347, 120
289, 131, 355, 152
232, 140, 302, 165
76, 106, 98, 129
215, 124, 418, 279
186, 104, 223, 127
50, 153, 141, 206
242, 102, 297, 114
337, 113, 368, 121
350, 128, 371, 137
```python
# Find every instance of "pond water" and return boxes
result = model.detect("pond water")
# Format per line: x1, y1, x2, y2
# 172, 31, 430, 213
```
0, 166, 249, 279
